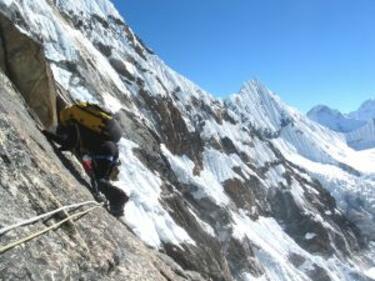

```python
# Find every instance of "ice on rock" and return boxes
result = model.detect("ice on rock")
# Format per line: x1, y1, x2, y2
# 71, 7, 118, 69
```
118, 139, 195, 248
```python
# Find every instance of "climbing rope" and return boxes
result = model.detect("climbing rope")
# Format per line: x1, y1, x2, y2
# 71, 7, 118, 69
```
0, 200, 99, 235
0, 201, 103, 254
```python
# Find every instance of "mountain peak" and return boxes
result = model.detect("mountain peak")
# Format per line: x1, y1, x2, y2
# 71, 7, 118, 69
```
360, 98, 375, 108
307, 104, 342, 117
307, 104, 366, 133
239, 78, 269, 95
233, 78, 283, 107
349, 98, 375, 121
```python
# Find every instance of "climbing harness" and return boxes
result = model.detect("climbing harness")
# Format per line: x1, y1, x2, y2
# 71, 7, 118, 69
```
0, 201, 103, 254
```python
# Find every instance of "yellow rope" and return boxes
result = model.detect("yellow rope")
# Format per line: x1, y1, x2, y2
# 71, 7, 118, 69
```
0, 204, 102, 254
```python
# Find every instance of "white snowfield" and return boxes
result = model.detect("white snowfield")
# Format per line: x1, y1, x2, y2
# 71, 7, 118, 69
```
1, 0, 374, 280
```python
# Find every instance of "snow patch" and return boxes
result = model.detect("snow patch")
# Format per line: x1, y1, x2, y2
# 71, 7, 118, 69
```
117, 139, 195, 248
102, 92, 123, 113
365, 267, 375, 280
231, 210, 365, 281
161, 144, 230, 206
304, 233, 316, 240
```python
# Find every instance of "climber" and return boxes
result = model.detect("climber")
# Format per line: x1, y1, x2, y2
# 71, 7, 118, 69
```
42, 102, 129, 217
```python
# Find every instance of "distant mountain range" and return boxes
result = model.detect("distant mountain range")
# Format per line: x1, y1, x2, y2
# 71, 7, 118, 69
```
308, 100, 375, 150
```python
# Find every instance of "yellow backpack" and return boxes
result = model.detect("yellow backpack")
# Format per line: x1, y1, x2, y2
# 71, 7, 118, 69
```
59, 103, 122, 142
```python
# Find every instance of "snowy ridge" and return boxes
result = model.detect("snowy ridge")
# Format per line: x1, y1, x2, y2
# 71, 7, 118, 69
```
0, 0, 374, 280
55, 0, 122, 20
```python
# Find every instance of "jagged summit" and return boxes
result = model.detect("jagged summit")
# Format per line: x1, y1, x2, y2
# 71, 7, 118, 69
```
226, 78, 290, 134
235, 78, 281, 102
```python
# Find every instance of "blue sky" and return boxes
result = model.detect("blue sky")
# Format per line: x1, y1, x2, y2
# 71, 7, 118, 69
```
112, 0, 375, 113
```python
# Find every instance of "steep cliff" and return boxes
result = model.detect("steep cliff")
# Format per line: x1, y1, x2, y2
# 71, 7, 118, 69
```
0, 1, 374, 280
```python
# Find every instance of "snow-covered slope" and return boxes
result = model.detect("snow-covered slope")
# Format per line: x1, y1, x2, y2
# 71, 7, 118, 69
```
308, 100, 375, 150
0, 1, 374, 281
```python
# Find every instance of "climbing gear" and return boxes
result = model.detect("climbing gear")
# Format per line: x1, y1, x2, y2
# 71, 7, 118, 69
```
96, 179, 128, 217
59, 103, 122, 143
109, 163, 120, 181
82, 154, 94, 174
109, 204, 124, 218
91, 154, 120, 181
0, 201, 103, 254
0, 201, 98, 236
93, 191, 107, 204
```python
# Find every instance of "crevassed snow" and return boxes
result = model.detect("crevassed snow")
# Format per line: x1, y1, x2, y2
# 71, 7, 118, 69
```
231, 210, 365, 281
117, 139, 195, 248
282, 144, 375, 239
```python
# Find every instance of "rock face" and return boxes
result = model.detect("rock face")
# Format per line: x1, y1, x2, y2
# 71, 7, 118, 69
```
0, 13, 57, 128
0, 1, 374, 281
0, 70, 206, 281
